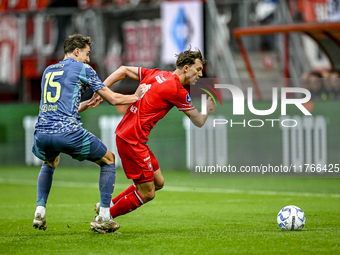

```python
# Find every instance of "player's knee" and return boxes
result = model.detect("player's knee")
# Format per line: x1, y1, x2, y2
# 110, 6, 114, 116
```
45, 156, 59, 168
109, 151, 115, 164
96, 150, 115, 166
138, 184, 156, 202
105, 150, 115, 164
144, 190, 155, 202
103, 149, 115, 163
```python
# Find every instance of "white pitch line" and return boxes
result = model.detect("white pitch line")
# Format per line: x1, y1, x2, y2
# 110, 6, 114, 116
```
0, 203, 95, 209
1, 178, 340, 198
162, 186, 340, 198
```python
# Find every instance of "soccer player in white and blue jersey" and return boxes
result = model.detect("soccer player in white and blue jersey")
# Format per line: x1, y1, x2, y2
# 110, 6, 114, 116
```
32, 34, 148, 233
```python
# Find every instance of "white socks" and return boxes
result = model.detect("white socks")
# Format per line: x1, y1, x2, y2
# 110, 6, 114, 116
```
99, 207, 110, 221
35, 206, 46, 218
35, 205, 111, 221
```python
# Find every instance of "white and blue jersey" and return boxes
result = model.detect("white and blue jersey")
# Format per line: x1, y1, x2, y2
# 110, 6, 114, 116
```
35, 58, 105, 134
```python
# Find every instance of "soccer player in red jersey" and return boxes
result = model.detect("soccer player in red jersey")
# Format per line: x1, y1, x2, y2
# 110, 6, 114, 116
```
91, 48, 215, 220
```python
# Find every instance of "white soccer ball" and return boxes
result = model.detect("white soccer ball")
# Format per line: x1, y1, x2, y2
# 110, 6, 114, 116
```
277, 205, 306, 231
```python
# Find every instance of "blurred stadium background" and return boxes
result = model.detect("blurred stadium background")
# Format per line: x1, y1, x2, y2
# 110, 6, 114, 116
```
0, 0, 339, 171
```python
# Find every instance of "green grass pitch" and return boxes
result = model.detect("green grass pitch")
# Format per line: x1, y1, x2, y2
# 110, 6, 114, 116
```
0, 166, 339, 254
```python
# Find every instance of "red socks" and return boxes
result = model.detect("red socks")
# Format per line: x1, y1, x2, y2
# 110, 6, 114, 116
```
110, 189, 146, 219
111, 184, 136, 204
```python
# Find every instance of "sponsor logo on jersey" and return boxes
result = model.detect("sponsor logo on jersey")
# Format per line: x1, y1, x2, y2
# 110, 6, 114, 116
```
155, 74, 166, 84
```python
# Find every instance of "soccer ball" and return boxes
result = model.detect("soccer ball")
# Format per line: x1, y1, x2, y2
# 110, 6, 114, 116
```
277, 205, 306, 231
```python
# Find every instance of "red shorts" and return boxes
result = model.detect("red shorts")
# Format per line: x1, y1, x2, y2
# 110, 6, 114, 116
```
116, 135, 159, 184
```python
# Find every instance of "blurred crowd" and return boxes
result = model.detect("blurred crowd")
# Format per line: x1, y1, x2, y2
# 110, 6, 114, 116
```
0, 0, 162, 11
301, 69, 340, 100
87, 0, 160, 9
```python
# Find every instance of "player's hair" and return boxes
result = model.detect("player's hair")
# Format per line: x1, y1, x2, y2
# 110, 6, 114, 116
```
175, 47, 206, 69
64, 34, 93, 54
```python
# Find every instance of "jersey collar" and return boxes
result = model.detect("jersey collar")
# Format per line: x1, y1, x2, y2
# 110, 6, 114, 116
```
62, 58, 77, 63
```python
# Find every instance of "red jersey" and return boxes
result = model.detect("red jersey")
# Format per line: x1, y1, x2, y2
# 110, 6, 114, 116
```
115, 67, 195, 145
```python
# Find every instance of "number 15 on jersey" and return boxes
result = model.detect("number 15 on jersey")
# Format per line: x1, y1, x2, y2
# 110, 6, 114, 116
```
43, 71, 64, 103
41, 71, 63, 112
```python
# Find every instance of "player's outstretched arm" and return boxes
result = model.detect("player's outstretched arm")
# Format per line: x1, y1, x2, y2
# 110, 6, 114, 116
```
88, 66, 141, 108
183, 97, 215, 127
95, 84, 148, 105
103, 66, 140, 88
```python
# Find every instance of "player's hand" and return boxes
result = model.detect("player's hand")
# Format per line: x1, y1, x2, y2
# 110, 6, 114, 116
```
207, 96, 215, 114
135, 83, 150, 99
88, 93, 103, 108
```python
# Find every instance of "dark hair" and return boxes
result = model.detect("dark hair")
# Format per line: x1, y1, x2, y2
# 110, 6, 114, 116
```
175, 47, 206, 68
64, 34, 93, 54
